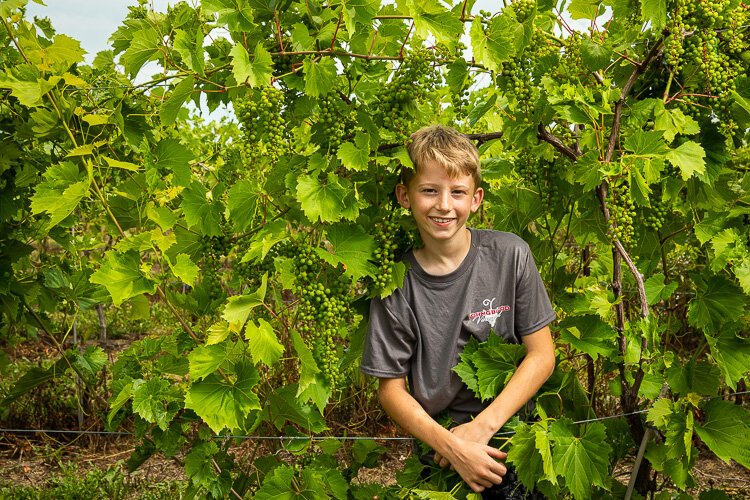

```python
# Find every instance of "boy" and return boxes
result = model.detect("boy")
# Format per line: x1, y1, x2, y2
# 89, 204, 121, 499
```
360, 125, 556, 496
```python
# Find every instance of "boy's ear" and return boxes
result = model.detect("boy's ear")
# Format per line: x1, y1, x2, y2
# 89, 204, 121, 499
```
471, 187, 484, 213
395, 184, 410, 209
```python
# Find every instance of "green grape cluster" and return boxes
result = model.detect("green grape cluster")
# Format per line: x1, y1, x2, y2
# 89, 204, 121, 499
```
373, 217, 400, 291
606, 181, 637, 245
664, 0, 746, 137
293, 243, 351, 387
516, 150, 541, 184
377, 48, 439, 142
234, 86, 287, 163
643, 197, 669, 232
516, 151, 564, 211
314, 93, 357, 153
500, 58, 533, 108
233, 240, 295, 285
200, 235, 233, 259
512, 0, 535, 22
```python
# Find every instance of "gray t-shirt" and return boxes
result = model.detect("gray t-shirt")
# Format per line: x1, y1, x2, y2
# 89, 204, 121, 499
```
360, 228, 556, 423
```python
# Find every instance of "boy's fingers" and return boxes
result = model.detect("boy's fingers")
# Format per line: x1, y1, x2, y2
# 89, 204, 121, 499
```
485, 446, 508, 461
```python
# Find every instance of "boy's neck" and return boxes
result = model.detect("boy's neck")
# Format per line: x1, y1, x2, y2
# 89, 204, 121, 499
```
413, 227, 473, 276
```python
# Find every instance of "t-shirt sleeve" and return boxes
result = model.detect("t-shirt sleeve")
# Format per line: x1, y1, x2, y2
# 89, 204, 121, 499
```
514, 249, 556, 336
360, 295, 415, 378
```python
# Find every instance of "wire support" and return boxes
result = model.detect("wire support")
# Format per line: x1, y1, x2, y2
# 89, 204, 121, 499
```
1, 390, 748, 442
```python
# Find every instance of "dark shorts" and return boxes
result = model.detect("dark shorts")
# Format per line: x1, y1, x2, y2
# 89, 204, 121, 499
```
480, 465, 546, 500
416, 442, 546, 499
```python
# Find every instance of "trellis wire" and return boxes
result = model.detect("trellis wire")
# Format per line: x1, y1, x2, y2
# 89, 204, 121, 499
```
1, 390, 748, 441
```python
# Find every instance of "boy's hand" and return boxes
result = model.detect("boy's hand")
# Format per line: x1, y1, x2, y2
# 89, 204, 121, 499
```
434, 433, 507, 492
434, 419, 496, 468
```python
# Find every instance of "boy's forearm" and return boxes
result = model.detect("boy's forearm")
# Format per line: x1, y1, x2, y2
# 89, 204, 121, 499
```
377, 378, 456, 456
472, 327, 555, 436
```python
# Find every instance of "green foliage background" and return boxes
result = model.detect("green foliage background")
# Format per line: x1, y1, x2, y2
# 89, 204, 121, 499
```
1, 0, 750, 497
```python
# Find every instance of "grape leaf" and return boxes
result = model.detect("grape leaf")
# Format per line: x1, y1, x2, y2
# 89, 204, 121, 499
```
245, 318, 284, 367
337, 132, 370, 172
296, 172, 352, 223
168, 253, 199, 286
131, 378, 179, 430
160, 75, 195, 126
184, 361, 261, 433
227, 179, 261, 232
188, 343, 229, 381
264, 384, 327, 433
291, 329, 321, 396
640, 0, 667, 30
666, 141, 706, 180
507, 422, 547, 490
406, 0, 464, 47
695, 399, 750, 468
303, 57, 338, 97
644, 273, 678, 305
558, 315, 618, 360
706, 329, 750, 390
315, 223, 377, 280
153, 138, 193, 187
230, 43, 272, 87
472, 343, 526, 401
470, 15, 515, 73
180, 181, 224, 237
174, 28, 204, 75
550, 419, 611, 499
122, 28, 161, 78
89, 250, 158, 306
567, 0, 602, 20
222, 274, 267, 327
688, 276, 744, 333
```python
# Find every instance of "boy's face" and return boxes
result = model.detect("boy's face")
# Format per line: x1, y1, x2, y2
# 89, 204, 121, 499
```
395, 160, 483, 246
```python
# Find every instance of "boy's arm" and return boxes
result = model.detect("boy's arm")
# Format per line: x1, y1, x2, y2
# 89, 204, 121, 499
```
378, 377, 507, 492
435, 325, 555, 466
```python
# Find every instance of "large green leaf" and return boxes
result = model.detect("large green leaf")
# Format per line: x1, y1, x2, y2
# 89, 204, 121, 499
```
314, 223, 377, 280
264, 384, 327, 433
226, 179, 261, 232
89, 251, 158, 306
469, 15, 515, 73
222, 274, 267, 327
507, 421, 556, 490
472, 342, 526, 401
184, 361, 261, 433
406, 0, 464, 47
303, 57, 337, 97
695, 399, 750, 468
336, 132, 370, 172
131, 378, 180, 431
296, 172, 355, 223
558, 315, 618, 360
706, 329, 750, 390
180, 181, 224, 237
550, 419, 611, 499
245, 318, 284, 367
160, 75, 195, 125
665, 141, 706, 180
644, 273, 678, 305
31, 161, 91, 231
188, 343, 230, 381
291, 329, 320, 396
122, 28, 161, 78
230, 43, 272, 87
640, 0, 666, 29
688, 276, 745, 333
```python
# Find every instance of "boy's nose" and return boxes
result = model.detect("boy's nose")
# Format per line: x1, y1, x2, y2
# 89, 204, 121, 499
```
436, 192, 451, 211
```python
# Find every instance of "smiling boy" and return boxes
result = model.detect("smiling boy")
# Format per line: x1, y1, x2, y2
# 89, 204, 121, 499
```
361, 125, 556, 496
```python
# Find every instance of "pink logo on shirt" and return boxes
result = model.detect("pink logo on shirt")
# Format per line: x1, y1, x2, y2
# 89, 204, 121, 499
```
468, 298, 510, 328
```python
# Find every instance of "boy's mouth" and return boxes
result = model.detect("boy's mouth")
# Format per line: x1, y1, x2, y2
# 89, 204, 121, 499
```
429, 216, 455, 224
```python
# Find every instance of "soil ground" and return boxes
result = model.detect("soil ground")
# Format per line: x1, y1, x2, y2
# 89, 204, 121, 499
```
1, 434, 750, 497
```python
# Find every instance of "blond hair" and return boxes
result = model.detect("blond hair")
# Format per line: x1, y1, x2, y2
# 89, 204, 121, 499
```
403, 125, 481, 188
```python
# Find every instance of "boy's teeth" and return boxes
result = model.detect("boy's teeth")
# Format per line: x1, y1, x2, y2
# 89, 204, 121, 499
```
432, 217, 452, 223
